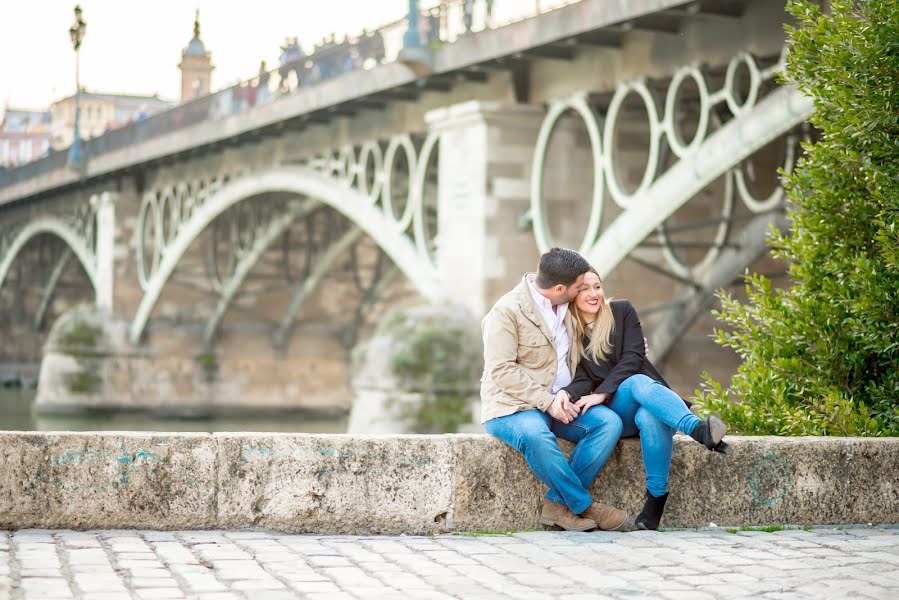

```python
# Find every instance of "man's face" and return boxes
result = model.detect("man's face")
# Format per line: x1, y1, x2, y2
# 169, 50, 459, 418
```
550, 273, 586, 305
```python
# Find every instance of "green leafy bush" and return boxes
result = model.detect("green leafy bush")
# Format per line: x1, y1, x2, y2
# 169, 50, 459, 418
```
694, 0, 899, 435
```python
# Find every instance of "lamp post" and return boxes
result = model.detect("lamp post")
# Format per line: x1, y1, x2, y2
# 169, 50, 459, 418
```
68, 5, 87, 173
398, 0, 432, 76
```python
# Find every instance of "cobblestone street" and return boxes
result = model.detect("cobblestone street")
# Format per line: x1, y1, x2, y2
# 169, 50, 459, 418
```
1, 526, 897, 599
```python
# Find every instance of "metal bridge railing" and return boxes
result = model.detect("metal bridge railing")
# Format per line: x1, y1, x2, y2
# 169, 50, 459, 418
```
0, 0, 581, 192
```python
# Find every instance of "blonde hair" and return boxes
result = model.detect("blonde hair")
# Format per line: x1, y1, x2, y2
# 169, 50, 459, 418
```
572, 267, 615, 364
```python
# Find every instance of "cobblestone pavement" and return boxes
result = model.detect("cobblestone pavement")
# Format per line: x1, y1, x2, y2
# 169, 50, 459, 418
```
1, 526, 898, 599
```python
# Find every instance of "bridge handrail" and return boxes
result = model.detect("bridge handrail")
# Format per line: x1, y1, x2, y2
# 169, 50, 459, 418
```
0, 0, 581, 191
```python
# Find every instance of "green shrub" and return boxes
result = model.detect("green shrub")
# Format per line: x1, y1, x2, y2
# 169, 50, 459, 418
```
694, 0, 899, 435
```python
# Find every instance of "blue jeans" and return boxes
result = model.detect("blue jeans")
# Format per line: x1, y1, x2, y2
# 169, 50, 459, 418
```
606, 374, 701, 497
484, 405, 623, 515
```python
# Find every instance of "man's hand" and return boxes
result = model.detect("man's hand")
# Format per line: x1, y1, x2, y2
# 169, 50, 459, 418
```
547, 390, 579, 424
644, 337, 650, 356
574, 392, 608, 414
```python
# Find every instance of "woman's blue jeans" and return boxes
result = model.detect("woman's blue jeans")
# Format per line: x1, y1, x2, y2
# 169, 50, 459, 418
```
484, 405, 623, 515
607, 374, 701, 496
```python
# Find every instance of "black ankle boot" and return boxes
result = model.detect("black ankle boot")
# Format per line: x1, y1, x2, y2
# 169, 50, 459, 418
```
690, 415, 731, 454
635, 490, 668, 531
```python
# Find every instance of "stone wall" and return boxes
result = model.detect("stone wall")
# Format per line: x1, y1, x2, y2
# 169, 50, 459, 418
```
2, 432, 896, 533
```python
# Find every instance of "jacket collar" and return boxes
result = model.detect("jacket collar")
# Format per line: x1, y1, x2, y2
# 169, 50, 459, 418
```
515, 275, 579, 373
515, 275, 549, 342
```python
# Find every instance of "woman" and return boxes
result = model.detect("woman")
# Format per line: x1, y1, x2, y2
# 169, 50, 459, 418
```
560, 268, 730, 530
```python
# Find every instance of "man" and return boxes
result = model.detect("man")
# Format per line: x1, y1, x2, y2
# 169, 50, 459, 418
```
481, 248, 628, 531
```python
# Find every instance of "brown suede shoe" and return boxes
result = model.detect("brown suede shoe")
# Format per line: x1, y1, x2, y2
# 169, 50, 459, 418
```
581, 501, 629, 531
539, 500, 597, 532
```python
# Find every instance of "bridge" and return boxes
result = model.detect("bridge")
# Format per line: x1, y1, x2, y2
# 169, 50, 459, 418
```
0, 0, 813, 416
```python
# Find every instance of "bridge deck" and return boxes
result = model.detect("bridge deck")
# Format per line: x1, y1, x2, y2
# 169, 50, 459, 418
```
0, 0, 748, 206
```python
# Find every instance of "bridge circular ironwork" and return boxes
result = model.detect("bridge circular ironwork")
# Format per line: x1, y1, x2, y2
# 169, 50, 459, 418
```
724, 52, 761, 117
411, 131, 440, 262
602, 80, 663, 209
137, 192, 162, 291
658, 167, 735, 278
356, 140, 384, 200
530, 94, 604, 254
663, 65, 711, 159
735, 133, 800, 213
382, 134, 418, 232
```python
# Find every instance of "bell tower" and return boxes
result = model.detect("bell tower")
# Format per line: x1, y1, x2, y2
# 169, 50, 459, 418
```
178, 10, 213, 102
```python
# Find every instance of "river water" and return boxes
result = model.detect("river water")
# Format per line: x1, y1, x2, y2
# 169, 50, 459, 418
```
0, 388, 347, 433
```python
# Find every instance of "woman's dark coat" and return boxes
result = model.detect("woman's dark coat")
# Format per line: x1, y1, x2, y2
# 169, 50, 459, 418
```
563, 299, 689, 406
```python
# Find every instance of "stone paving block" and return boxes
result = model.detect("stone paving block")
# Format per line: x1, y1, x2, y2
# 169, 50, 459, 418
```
211, 564, 270, 581
285, 581, 340, 594
133, 588, 185, 599
229, 578, 286, 590
178, 575, 228, 592
306, 554, 352, 567
130, 577, 180, 588
244, 592, 296, 600
215, 433, 455, 534
0, 433, 217, 530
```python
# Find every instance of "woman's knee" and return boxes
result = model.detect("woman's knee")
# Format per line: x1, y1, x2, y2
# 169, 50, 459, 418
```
623, 373, 656, 395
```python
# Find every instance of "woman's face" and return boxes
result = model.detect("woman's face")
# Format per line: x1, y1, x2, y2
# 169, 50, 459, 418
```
575, 271, 604, 318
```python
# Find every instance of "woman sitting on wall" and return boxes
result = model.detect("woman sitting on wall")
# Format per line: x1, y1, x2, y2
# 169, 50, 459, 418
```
560, 267, 731, 530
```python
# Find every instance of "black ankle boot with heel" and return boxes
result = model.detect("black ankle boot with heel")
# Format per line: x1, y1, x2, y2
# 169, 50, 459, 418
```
690, 415, 731, 454
635, 490, 668, 531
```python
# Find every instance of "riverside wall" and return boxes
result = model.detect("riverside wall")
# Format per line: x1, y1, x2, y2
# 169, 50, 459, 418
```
1, 432, 896, 533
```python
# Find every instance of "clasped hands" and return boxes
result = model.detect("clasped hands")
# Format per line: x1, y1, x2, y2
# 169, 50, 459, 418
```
547, 389, 608, 424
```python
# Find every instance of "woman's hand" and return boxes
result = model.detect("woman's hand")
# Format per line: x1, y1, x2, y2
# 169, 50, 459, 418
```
574, 392, 608, 414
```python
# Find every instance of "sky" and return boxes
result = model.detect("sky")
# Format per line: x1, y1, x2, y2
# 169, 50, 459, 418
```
0, 0, 412, 110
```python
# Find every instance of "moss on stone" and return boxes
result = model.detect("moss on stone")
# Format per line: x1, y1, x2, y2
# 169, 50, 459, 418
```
60, 319, 102, 351
199, 352, 217, 369
383, 309, 482, 434
67, 371, 101, 394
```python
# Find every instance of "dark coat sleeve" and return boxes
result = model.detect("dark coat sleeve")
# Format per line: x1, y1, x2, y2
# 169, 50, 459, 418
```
563, 358, 598, 402
593, 301, 646, 397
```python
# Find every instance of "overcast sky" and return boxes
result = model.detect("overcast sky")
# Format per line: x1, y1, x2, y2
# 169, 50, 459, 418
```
0, 0, 413, 110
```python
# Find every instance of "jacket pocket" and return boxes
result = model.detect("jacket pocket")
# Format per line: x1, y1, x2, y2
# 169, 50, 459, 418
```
517, 332, 550, 368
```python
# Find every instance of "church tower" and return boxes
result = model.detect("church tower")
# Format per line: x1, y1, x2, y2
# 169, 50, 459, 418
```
178, 10, 213, 102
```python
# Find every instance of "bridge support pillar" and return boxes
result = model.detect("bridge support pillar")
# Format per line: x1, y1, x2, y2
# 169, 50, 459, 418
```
427, 101, 543, 317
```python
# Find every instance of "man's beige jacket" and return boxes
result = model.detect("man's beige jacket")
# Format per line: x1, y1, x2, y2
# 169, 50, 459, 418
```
480, 275, 579, 423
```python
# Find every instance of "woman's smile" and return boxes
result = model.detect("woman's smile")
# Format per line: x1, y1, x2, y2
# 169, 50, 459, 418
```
575, 271, 604, 315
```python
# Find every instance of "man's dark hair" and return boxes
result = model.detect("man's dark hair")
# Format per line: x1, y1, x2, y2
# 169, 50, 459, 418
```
536, 247, 590, 288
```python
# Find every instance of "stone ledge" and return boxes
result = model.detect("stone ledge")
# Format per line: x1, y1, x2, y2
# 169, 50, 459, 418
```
1, 432, 896, 533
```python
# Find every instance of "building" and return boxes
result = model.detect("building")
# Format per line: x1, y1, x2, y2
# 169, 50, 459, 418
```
0, 108, 52, 168
178, 10, 214, 102
49, 91, 172, 150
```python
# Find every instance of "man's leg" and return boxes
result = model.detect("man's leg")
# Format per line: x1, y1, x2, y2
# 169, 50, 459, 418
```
483, 409, 594, 515
550, 405, 623, 496
551, 405, 627, 530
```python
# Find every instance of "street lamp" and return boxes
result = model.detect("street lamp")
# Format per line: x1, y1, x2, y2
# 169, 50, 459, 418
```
68, 4, 87, 173
398, 0, 432, 76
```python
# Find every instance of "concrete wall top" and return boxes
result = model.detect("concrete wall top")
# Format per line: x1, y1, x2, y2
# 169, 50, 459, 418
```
1, 432, 896, 534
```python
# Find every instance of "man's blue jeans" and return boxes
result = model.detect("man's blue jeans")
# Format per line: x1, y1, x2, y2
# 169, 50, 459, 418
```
607, 374, 701, 497
483, 405, 623, 515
